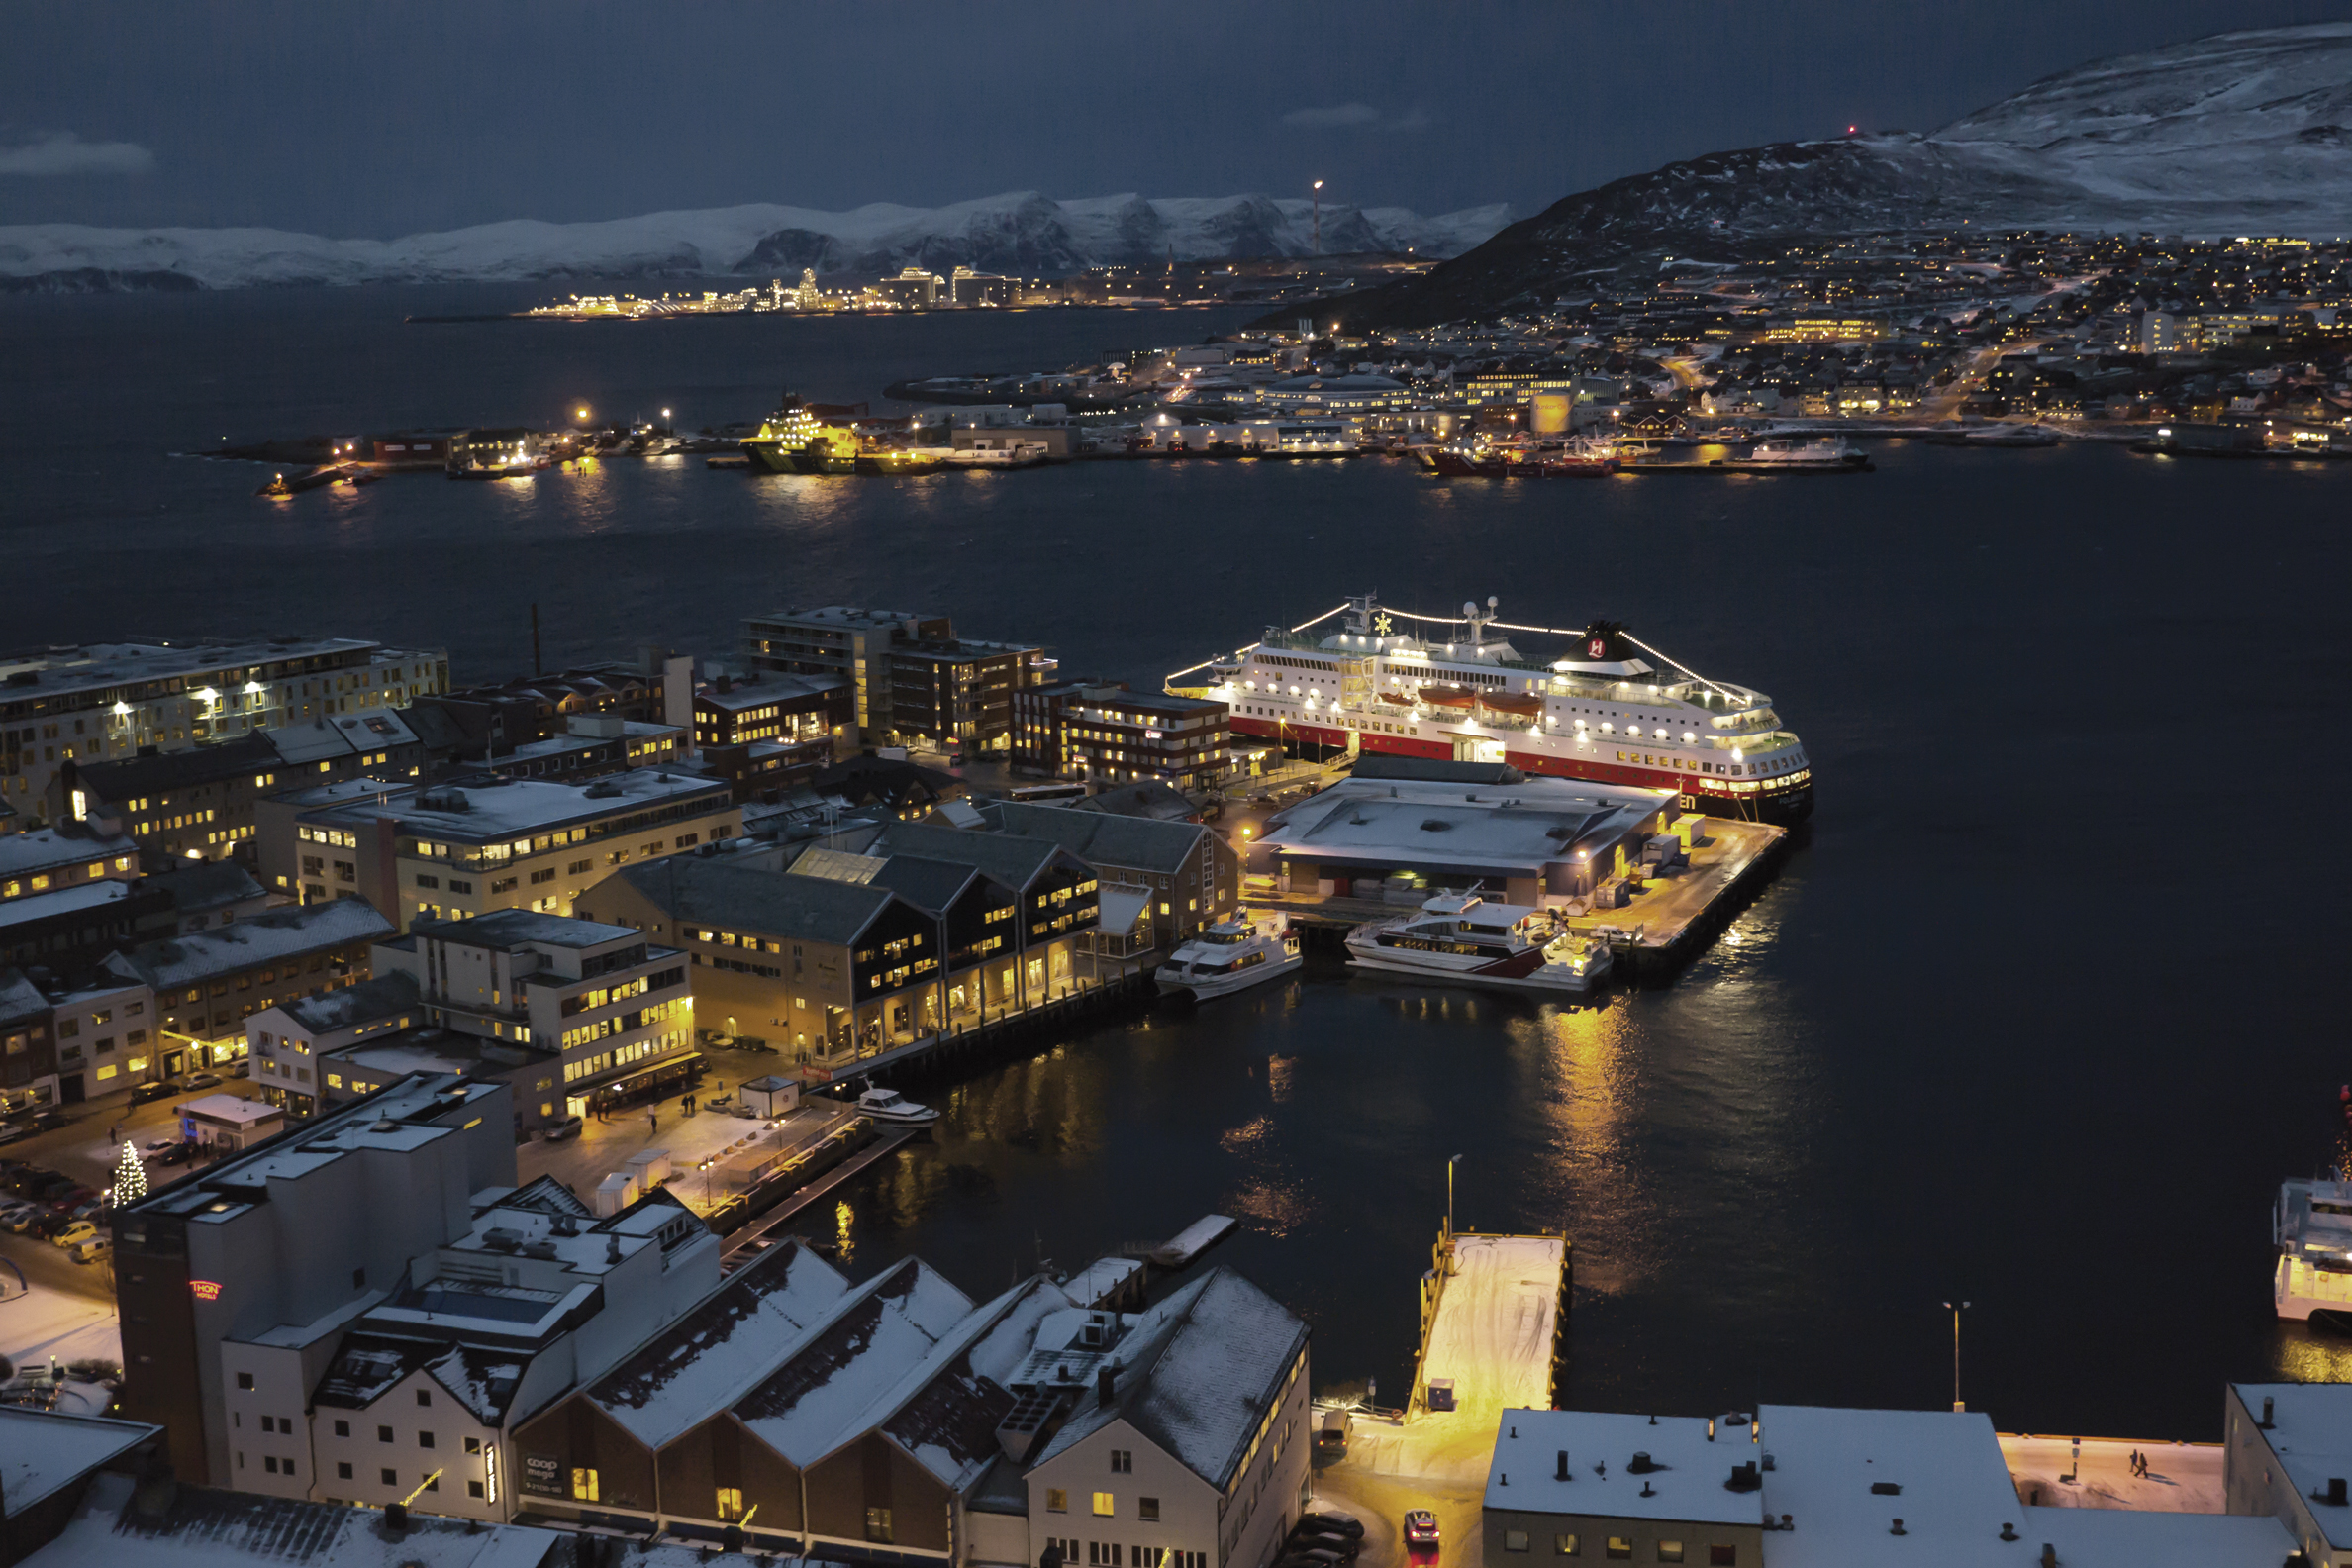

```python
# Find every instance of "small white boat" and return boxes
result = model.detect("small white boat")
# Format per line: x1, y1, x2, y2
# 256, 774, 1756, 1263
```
1156, 911, 1302, 1000
854, 1084, 939, 1126
2275, 1175, 2352, 1321
1344, 891, 1611, 995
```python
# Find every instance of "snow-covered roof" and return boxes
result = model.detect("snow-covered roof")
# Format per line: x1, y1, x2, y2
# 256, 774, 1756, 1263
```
277, 972, 421, 1034
1028, 1266, 1308, 1491
314, 1335, 531, 1425
1750, 1404, 2030, 1568
40, 1470, 558, 1568
733, 1258, 976, 1466
0, 827, 136, 880
0, 879, 132, 929
582, 1238, 851, 1451
1483, 1410, 1761, 1525
0, 1405, 156, 1514
114, 898, 394, 990
2232, 1383, 2352, 1548
1259, 775, 1664, 876
2018, 1505, 2293, 1568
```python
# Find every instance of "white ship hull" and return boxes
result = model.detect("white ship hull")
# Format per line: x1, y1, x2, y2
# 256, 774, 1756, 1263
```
1192, 595, 1813, 824
1155, 950, 1303, 1000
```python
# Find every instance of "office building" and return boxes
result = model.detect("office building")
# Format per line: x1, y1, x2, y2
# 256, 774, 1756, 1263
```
257, 769, 740, 930
977, 800, 1237, 951
0, 637, 447, 828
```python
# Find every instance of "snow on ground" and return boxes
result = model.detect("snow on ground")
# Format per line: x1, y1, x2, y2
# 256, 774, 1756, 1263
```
0, 1279, 120, 1371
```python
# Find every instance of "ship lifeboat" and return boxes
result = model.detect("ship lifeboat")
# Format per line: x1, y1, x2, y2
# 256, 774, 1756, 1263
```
1479, 690, 1545, 718
1420, 685, 1477, 709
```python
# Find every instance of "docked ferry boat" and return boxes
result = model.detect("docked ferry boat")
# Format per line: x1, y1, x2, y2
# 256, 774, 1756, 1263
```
1184, 594, 1812, 824
1345, 891, 1611, 994
2275, 1176, 2352, 1323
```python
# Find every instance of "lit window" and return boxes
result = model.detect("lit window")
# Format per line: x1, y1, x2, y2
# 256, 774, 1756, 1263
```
1557, 1538, 1581, 1558
571, 1467, 599, 1502
1046, 1489, 1067, 1514
1093, 1493, 1115, 1518
716, 1487, 744, 1521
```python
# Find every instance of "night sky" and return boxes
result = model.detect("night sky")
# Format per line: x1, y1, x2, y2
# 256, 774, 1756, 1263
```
5, 0, 2348, 237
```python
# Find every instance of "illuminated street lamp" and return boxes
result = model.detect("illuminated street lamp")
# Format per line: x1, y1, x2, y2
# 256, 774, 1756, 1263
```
1943, 1300, 1971, 1411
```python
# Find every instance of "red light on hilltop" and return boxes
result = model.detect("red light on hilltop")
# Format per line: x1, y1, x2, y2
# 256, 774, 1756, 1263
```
191, 1280, 223, 1301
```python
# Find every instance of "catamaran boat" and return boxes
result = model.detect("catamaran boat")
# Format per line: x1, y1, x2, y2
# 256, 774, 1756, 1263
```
1155, 912, 1302, 1001
854, 1084, 939, 1127
1177, 593, 1813, 824
1345, 891, 1611, 995
2274, 1175, 2352, 1323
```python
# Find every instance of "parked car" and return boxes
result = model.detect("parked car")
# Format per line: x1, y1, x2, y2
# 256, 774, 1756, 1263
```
1403, 1513, 1440, 1548
141, 1137, 176, 1155
1299, 1513, 1365, 1542
49, 1221, 97, 1249
1274, 1547, 1352, 1568
68, 1236, 109, 1265
543, 1116, 585, 1142
27, 1110, 70, 1131
158, 1142, 204, 1166
0, 1204, 38, 1232
1314, 1412, 1353, 1459
130, 1081, 179, 1105
46, 1187, 98, 1213
184, 1073, 223, 1090
0, 1125, 31, 1147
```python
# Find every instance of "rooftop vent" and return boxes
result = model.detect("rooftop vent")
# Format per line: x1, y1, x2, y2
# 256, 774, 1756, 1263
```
521, 1240, 560, 1260
1627, 1452, 1659, 1474
1555, 1450, 1569, 1482
1419, 819, 1452, 833
1726, 1462, 1760, 1493
482, 1228, 523, 1252
1871, 1482, 1901, 1496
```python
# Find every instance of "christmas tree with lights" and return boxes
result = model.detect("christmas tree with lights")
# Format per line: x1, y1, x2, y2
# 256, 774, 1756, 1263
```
112, 1139, 146, 1206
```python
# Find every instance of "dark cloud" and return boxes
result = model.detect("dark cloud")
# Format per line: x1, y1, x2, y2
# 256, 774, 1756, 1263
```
1283, 103, 1383, 128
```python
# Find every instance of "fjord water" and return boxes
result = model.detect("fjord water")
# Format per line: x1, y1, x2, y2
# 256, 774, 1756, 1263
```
7, 285, 2350, 1436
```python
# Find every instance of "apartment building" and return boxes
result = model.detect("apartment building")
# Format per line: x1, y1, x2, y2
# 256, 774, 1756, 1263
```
258, 769, 739, 931
1012, 682, 1230, 790
102, 897, 394, 1077
740, 606, 1040, 752
0, 637, 447, 828
74, 712, 424, 863
691, 673, 849, 796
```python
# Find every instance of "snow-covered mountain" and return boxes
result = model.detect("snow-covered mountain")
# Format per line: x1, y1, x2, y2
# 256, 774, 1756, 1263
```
0, 192, 1512, 293
1297, 24, 2352, 328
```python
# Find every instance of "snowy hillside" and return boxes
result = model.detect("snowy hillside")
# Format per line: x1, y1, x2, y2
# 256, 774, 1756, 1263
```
0, 192, 1512, 292
1294, 23, 2352, 329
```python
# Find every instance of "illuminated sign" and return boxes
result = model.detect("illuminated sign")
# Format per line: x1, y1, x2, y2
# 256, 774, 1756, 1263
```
191, 1280, 223, 1301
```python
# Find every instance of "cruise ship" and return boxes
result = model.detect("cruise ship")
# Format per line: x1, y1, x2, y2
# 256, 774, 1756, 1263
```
1176, 594, 1813, 824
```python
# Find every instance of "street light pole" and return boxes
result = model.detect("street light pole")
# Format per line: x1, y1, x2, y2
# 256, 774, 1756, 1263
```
1313, 180, 1323, 257
1447, 1153, 1462, 1241
1943, 1301, 1971, 1411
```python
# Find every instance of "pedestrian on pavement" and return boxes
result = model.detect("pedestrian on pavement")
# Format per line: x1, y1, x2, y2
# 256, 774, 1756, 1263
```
648, 1110, 657, 1132
109, 1124, 121, 1144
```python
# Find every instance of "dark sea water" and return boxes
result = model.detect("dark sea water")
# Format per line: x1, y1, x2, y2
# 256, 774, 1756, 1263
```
7, 283, 2352, 1437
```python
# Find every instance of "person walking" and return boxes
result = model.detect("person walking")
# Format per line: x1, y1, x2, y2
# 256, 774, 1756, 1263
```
647, 1109, 657, 1132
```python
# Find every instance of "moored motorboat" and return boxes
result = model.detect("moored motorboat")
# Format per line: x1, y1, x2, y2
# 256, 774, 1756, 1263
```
1155, 911, 1302, 1000
854, 1083, 939, 1126
1344, 891, 1611, 995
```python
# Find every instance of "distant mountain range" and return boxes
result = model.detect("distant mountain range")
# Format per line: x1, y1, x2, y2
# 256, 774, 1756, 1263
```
0, 192, 1514, 293
1283, 23, 2352, 329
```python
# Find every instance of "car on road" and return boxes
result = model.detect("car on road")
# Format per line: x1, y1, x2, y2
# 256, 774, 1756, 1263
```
50, 1221, 97, 1249
158, 1142, 205, 1166
185, 1073, 224, 1090
142, 1138, 177, 1155
1403, 1512, 1440, 1549
543, 1115, 585, 1142
1315, 1411, 1352, 1458
28, 1110, 70, 1131
130, 1081, 179, 1105
68, 1236, 109, 1265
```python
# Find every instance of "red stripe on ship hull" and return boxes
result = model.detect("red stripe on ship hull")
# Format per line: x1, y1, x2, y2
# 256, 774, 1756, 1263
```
1358, 734, 1455, 761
